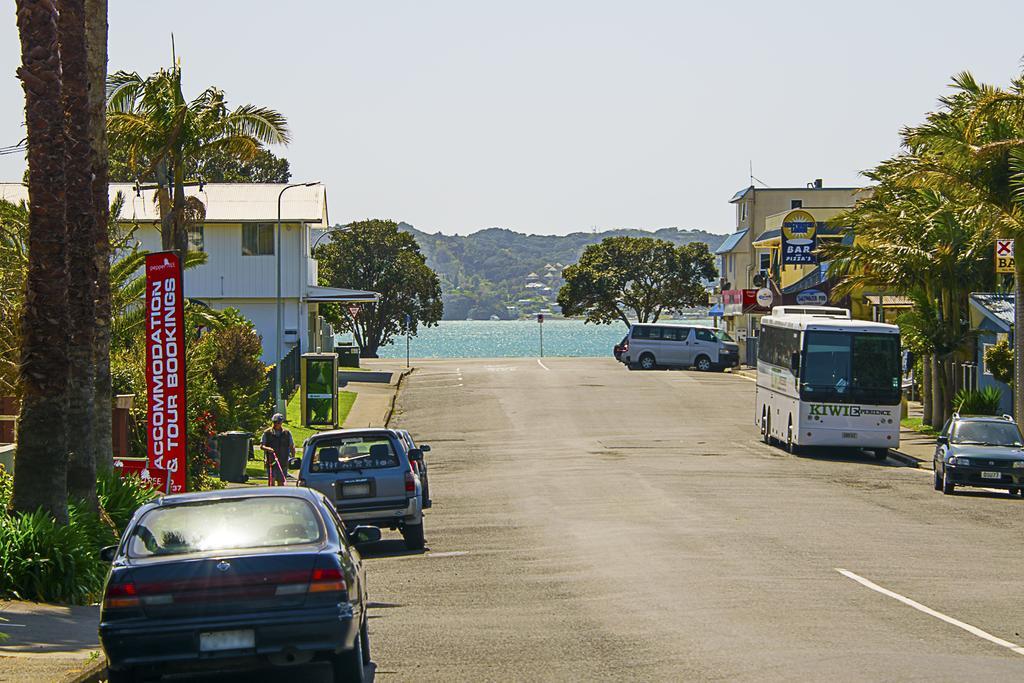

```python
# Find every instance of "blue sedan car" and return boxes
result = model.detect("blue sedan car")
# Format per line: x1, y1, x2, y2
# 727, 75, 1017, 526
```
99, 487, 379, 682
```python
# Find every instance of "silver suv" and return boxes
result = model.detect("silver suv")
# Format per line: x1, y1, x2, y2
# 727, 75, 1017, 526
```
294, 428, 425, 550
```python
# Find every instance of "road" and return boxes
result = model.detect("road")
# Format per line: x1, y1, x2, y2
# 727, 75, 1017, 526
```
356, 357, 1024, 681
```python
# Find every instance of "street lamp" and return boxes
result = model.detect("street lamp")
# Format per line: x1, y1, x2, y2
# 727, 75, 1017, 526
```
310, 223, 353, 253
276, 181, 320, 415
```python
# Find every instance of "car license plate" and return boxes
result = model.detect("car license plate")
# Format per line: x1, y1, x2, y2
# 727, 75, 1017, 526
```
981, 471, 1002, 480
341, 481, 371, 498
842, 432, 857, 439
199, 629, 254, 652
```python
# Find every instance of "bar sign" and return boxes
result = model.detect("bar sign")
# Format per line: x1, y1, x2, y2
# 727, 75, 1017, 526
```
996, 239, 1014, 274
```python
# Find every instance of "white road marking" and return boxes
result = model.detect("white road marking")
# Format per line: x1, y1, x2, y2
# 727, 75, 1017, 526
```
427, 551, 468, 558
537, 359, 550, 371
836, 568, 1024, 656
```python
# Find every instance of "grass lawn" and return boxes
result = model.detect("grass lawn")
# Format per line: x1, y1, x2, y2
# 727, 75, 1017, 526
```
244, 389, 358, 480
901, 417, 940, 437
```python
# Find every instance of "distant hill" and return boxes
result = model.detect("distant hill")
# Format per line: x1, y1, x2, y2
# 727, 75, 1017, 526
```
359, 223, 726, 320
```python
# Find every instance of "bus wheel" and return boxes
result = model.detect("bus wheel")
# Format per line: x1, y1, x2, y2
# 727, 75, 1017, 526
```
761, 410, 771, 445
873, 448, 888, 461
787, 420, 800, 455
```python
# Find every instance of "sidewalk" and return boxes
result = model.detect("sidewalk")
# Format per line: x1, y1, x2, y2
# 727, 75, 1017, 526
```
342, 360, 412, 429
0, 600, 104, 683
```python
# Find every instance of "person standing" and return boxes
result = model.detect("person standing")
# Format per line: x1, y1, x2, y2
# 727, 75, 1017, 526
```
260, 413, 295, 486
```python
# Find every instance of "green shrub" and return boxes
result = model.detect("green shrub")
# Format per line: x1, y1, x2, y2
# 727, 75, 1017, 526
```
953, 386, 1003, 416
97, 470, 158, 535
984, 340, 1014, 386
0, 503, 110, 604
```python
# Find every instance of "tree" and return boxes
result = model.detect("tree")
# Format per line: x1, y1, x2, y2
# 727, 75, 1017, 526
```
557, 237, 717, 326
13, 0, 71, 522
110, 144, 291, 184
317, 220, 443, 357
106, 64, 290, 266
59, 0, 100, 509
87, 0, 113, 473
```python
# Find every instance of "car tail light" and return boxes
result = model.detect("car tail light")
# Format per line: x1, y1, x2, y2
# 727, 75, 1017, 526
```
405, 470, 416, 493
104, 580, 140, 610
309, 567, 347, 593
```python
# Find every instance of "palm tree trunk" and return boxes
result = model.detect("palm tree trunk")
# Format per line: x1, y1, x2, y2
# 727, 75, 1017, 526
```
12, 0, 70, 522
60, 0, 99, 510
923, 353, 933, 425
930, 355, 944, 429
86, 0, 112, 472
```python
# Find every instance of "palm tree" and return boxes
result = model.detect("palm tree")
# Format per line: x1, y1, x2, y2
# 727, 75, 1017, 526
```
58, 0, 101, 509
13, 0, 71, 522
106, 63, 290, 265
86, 0, 113, 474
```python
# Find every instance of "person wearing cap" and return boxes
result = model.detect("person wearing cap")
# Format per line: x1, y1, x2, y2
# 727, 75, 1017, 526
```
260, 413, 295, 486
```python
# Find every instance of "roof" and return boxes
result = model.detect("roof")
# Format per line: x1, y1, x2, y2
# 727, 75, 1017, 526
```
969, 293, 1014, 332
752, 223, 849, 246
730, 185, 861, 203
304, 286, 379, 304
763, 308, 899, 334
0, 182, 329, 224
730, 186, 754, 202
714, 229, 748, 255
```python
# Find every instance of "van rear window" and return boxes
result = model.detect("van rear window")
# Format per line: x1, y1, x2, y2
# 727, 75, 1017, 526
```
308, 436, 399, 472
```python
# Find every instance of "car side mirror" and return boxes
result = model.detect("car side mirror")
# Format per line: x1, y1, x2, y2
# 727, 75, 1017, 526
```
790, 352, 801, 373
408, 448, 424, 462
99, 545, 118, 563
351, 526, 382, 545
420, 444, 431, 453
289, 457, 302, 469
936, 436, 948, 446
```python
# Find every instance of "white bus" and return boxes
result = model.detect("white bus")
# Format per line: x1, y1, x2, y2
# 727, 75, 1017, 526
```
755, 306, 901, 459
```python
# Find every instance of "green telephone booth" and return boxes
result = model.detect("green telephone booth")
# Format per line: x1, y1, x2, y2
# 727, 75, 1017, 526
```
300, 353, 340, 428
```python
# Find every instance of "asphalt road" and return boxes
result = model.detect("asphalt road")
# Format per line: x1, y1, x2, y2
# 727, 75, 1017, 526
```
355, 357, 1024, 682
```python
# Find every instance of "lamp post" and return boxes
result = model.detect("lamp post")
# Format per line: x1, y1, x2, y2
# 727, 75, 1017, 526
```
276, 181, 320, 415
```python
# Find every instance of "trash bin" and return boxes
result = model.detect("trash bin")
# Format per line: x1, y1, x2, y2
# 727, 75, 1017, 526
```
216, 431, 253, 483
334, 344, 361, 368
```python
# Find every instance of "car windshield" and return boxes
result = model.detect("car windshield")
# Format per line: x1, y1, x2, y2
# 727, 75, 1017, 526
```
799, 331, 900, 405
715, 330, 734, 342
127, 496, 322, 558
308, 435, 399, 472
952, 421, 1023, 447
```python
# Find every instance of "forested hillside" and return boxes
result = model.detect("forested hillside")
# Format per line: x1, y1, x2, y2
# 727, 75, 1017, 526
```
347, 223, 726, 320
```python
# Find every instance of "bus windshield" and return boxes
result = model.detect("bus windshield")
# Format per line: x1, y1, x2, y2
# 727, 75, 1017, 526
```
799, 331, 900, 405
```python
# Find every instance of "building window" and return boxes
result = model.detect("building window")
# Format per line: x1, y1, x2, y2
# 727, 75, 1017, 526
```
759, 252, 770, 271
739, 202, 748, 222
242, 223, 274, 256
791, 199, 803, 209
982, 343, 993, 376
188, 225, 205, 252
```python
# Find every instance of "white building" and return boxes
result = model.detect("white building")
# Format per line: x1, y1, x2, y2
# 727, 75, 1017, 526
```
0, 182, 377, 363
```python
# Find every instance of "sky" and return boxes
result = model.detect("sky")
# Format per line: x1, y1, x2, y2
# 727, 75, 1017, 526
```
2, 1, 1024, 236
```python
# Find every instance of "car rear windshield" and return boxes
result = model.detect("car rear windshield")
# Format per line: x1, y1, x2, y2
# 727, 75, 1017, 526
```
127, 496, 323, 558
952, 421, 1023, 447
308, 436, 400, 473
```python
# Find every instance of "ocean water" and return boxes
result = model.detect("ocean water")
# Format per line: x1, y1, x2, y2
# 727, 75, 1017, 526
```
373, 318, 713, 358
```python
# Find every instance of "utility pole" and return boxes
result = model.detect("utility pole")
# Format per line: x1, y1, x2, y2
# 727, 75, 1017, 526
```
538, 313, 544, 357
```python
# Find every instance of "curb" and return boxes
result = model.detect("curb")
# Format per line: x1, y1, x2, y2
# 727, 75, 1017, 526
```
888, 448, 925, 469
62, 658, 106, 683
384, 368, 413, 427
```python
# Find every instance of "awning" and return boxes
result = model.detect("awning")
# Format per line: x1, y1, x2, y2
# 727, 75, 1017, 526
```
303, 286, 379, 304
708, 303, 724, 316
865, 295, 913, 307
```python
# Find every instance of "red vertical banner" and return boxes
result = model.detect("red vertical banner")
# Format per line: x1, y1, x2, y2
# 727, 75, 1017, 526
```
145, 253, 187, 494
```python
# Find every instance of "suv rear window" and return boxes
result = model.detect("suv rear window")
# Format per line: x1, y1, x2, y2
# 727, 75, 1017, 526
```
308, 436, 400, 473
127, 497, 323, 558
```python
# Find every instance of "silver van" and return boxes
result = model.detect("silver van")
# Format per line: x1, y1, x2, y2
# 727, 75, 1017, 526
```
623, 323, 739, 371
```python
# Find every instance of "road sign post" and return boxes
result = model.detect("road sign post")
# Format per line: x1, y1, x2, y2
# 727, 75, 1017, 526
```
538, 313, 544, 357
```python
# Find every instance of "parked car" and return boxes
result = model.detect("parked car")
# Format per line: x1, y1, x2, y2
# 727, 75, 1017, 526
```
293, 428, 426, 550
98, 487, 379, 683
613, 335, 628, 363
394, 428, 432, 509
933, 414, 1024, 496
623, 323, 739, 371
